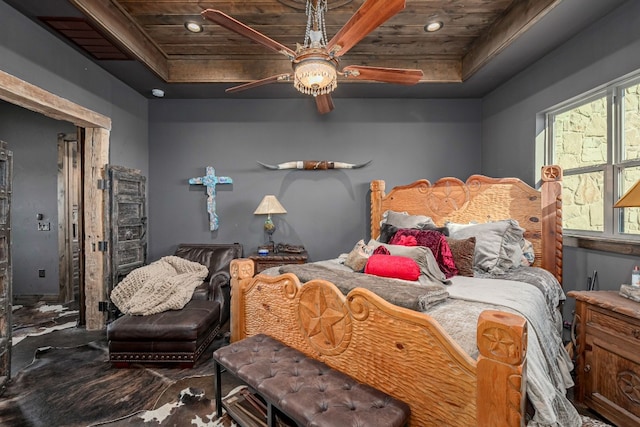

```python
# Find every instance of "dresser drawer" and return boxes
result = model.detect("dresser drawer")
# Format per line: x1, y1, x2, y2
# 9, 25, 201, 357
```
255, 260, 289, 273
587, 308, 640, 341
249, 252, 308, 273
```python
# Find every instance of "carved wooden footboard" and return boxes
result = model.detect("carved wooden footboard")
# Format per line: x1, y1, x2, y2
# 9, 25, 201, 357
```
230, 259, 527, 427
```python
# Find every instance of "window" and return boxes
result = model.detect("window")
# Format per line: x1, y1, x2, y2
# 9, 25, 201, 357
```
546, 76, 640, 239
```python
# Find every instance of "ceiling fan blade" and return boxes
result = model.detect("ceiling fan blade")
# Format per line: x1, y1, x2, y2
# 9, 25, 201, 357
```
201, 9, 296, 59
315, 94, 334, 115
342, 65, 423, 85
326, 0, 405, 58
226, 74, 292, 93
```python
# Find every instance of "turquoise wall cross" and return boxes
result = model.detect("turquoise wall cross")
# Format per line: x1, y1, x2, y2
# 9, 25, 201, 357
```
188, 166, 233, 231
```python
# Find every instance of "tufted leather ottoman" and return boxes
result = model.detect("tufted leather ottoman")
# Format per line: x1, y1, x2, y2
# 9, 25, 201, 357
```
108, 299, 221, 366
214, 334, 410, 427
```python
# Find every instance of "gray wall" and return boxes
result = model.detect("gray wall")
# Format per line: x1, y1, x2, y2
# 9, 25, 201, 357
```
0, 102, 75, 295
0, 1, 149, 177
0, 1, 149, 297
148, 98, 482, 261
482, 0, 640, 319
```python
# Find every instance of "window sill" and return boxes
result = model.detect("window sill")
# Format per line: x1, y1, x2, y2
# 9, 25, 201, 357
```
564, 235, 640, 256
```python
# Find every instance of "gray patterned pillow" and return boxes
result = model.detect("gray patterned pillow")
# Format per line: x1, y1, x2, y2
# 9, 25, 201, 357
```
446, 236, 476, 277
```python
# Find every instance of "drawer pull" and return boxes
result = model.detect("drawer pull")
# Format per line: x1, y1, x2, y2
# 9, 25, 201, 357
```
584, 364, 591, 373
633, 329, 640, 339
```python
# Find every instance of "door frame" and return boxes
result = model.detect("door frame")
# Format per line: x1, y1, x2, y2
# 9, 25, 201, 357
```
0, 69, 111, 330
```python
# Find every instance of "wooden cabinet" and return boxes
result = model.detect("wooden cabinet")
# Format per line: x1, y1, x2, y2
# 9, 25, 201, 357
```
569, 290, 640, 427
248, 252, 307, 273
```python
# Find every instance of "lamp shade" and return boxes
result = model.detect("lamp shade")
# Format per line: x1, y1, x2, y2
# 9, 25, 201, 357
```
615, 180, 640, 208
254, 195, 287, 215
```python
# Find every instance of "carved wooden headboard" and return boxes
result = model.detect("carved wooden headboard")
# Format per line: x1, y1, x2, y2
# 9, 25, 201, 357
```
370, 166, 563, 283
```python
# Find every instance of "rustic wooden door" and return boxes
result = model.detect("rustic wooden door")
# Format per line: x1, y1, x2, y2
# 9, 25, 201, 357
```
0, 141, 13, 389
57, 133, 81, 304
104, 165, 146, 322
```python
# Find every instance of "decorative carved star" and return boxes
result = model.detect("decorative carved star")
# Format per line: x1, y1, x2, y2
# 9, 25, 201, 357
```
299, 287, 345, 346
483, 327, 515, 359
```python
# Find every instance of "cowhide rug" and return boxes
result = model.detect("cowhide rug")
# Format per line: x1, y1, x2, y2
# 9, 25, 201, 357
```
0, 336, 613, 427
580, 416, 615, 427
12, 301, 79, 345
0, 339, 243, 427
90, 385, 244, 427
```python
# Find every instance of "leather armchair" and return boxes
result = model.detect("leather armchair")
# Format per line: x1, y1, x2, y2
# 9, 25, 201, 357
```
174, 243, 243, 332
107, 243, 243, 367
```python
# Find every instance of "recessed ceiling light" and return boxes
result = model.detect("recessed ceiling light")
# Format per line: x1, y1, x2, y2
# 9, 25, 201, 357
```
424, 21, 443, 32
185, 21, 204, 33
151, 88, 165, 98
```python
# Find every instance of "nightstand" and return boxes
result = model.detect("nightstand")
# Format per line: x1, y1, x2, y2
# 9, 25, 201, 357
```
249, 251, 308, 273
568, 290, 640, 426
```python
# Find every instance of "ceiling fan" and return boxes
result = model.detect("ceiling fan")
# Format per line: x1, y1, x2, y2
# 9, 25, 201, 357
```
201, 0, 424, 114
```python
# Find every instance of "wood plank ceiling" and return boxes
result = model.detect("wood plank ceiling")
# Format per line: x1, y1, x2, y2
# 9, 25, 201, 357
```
59, 0, 560, 86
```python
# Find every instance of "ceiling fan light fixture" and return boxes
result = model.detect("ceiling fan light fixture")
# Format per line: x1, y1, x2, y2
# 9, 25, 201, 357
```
294, 58, 337, 96
184, 21, 204, 33
424, 21, 443, 32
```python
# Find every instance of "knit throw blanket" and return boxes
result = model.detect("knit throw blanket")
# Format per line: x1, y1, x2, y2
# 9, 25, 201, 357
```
110, 256, 209, 316
279, 263, 449, 311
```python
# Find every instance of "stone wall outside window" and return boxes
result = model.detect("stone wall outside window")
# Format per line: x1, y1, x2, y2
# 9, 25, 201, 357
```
553, 83, 640, 234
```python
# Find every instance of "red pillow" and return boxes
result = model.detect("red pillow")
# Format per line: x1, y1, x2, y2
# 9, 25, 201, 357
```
364, 254, 421, 281
389, 229, 458, 278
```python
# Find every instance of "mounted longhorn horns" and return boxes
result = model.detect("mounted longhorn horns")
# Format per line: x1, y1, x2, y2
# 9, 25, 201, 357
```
257, 160, 372, 170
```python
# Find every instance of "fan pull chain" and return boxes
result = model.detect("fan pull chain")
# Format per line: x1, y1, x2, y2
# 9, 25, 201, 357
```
320, 2, 328, 47
303, 0, 329, 48
304, 1, 312, 46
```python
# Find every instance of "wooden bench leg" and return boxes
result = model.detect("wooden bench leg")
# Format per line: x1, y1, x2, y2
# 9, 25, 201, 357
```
215, 360, 223, 418
267, 402, 276, 427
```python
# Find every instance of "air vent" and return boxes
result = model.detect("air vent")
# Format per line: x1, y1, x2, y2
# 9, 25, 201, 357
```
39, 16, 131, 60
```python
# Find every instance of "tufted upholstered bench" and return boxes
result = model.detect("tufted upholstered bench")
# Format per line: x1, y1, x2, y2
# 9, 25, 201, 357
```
214, 334, 410, 427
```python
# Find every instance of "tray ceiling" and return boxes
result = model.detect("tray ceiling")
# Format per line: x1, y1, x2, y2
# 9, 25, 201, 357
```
2, 0, 629, 98
63, 0, 556, 84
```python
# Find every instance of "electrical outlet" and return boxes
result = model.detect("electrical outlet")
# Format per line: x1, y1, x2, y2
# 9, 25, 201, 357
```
38, 269, 45, 278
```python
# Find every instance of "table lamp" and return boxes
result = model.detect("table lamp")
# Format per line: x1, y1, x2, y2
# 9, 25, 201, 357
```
614, 180, 640, 300
614, 180, 640, 208
254, 195, 287, 251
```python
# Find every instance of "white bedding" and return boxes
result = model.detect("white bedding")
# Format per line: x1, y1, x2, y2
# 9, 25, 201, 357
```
262, 259, 580, 427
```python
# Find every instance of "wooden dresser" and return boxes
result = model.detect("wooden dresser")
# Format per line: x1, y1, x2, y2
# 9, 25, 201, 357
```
249, 251, 308, 273
568, 290, 640, 426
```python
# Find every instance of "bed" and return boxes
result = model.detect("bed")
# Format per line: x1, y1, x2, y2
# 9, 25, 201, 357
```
229, 165, 576, 427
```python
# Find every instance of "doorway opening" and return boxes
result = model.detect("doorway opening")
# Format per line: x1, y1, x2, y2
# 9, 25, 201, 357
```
0, 69, 111, 386
57, 132, 84, 323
